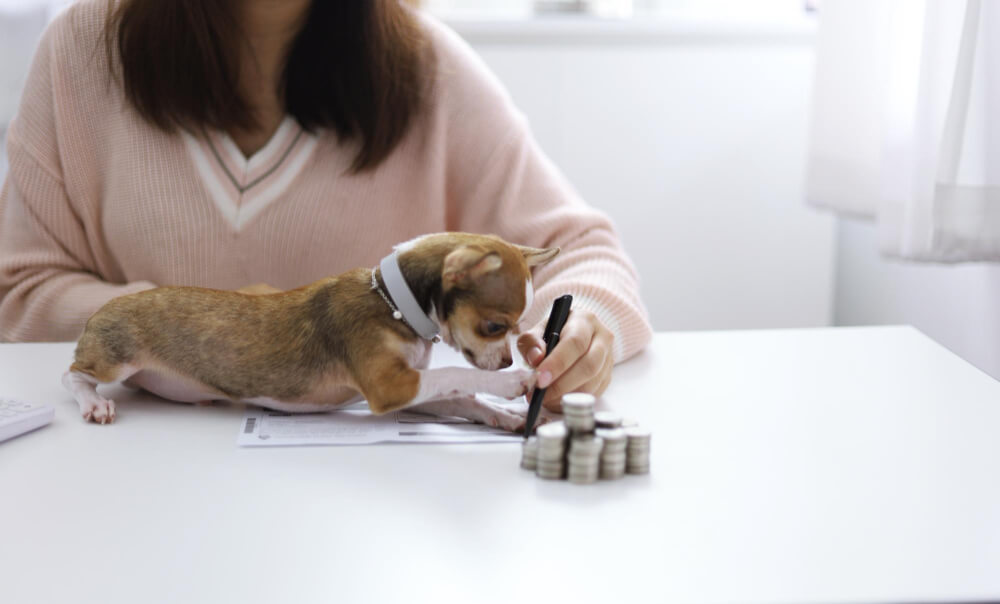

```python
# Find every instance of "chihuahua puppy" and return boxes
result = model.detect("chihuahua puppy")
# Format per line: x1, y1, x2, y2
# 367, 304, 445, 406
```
62, 233, 559, 430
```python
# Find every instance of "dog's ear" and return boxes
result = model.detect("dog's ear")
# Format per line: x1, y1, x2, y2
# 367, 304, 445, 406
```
443, 247, 503, 287
516, 245, 560, 268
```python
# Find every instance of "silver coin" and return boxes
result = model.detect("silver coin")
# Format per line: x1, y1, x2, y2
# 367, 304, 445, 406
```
626, 467, 650, 475
538, 440, 566, 449
594, 411, 622, 428
570, 435, 604, 450
595, 427, 626, 441
537, 422, 568, 439
561, 392, 597, 408
624, 426, 652, 439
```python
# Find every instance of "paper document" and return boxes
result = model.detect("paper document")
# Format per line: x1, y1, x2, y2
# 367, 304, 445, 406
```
237, 398, 520, 446
236, 342, 523, 446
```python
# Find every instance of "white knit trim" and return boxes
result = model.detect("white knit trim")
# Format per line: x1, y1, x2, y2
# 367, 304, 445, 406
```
244, 117, 297, 174
238, 134, 319, 230
181, 131, 238, 227
182, 124, 318, 231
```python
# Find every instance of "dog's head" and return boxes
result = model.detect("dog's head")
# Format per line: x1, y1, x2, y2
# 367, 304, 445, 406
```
400, 233, 559, 370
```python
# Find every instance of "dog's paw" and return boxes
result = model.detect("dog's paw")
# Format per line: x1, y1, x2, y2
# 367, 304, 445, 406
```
81, 397, 116, 424
491, 368, 537, 400
484, 403, 556, 433
481, 400, 529, 432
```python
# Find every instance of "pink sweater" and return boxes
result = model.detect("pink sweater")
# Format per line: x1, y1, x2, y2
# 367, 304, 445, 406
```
0, 1, 651, 362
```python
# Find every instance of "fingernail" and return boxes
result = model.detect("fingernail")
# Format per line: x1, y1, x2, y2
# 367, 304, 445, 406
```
529, 347, 544, 365
537, 371, 552, 389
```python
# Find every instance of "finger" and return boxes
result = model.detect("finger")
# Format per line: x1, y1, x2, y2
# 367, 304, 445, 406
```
587, 355, 614, 398
535, 318, 591, 389
542, 335, 611, 407
543, 355, 612, 412
516, 331, 546, 367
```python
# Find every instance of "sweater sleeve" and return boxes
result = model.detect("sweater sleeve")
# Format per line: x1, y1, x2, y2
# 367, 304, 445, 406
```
430, 18, 653, 363
0, 19, 155, 342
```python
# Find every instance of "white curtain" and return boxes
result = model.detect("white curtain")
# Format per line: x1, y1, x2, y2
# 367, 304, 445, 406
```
807, 0, 1000, 262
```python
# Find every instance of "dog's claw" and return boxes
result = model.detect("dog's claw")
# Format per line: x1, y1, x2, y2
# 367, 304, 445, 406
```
80, 397, 116, 425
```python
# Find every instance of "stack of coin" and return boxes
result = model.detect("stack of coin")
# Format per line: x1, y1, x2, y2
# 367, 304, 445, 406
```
567, 435, 603, 484
595, 427, 627, 480
594, 411, 623, 429
535, 422, 568, 480
561, 392, 596, 432
624, 426, 652, 474
520, 436, 539, 470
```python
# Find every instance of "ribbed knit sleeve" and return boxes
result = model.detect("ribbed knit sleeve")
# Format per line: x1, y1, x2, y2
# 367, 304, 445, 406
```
0, 16, 155, 342
430, 20, 652, 363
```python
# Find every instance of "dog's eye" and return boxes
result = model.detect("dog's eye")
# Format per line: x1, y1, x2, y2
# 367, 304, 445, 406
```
481, 321, 507, 337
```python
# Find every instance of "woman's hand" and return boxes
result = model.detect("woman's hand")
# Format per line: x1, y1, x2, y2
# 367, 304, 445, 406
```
237, 283, 282, 295
516, 309, 615, 411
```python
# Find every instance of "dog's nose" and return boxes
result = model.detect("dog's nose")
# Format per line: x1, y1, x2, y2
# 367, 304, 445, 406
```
500, 356, 513, 368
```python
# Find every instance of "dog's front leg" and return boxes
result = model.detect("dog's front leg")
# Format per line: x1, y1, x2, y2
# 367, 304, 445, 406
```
359, 364, 536, 415
411, 396, 552, 432
409, 367, 536, 407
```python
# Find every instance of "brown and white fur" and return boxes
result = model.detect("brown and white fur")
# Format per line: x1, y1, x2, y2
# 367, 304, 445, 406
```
62, 233, 559, 430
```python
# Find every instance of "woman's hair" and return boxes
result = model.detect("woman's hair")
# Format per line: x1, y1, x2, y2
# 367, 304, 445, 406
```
103, 0, 434, 172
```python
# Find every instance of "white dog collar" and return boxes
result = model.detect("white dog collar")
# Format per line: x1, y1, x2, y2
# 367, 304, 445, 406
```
373, 251, 442, 343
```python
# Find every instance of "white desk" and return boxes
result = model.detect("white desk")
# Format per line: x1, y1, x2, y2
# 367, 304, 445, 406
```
1, 326, 999, 604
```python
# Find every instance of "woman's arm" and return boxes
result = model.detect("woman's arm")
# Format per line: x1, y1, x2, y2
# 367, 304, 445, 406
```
0, 141, 156, 342
428, 16, 653, 405
0, 20, 155, 342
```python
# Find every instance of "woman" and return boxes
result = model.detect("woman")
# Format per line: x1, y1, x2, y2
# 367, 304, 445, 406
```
0, 0, 651, 409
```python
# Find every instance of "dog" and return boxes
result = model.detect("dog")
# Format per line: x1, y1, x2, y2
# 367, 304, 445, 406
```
62, 232, 559, 431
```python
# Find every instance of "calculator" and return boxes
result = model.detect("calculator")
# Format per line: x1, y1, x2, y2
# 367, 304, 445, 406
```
0, 398, 55, 443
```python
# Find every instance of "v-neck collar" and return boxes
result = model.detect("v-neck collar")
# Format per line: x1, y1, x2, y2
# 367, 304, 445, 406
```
206, 117, 302, 193
182, 116, 319, 231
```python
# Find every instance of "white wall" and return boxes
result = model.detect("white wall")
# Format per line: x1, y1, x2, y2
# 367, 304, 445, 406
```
835, 218, 1000, 380
456, 18, 835, 330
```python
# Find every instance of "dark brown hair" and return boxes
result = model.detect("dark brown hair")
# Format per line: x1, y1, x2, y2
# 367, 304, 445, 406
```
104, 0, 434, 172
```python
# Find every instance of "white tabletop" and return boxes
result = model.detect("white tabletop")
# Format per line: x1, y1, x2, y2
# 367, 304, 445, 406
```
1, 326, 999, 604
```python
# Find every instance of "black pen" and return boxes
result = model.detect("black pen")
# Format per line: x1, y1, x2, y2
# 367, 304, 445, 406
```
523, 294, 573, 439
